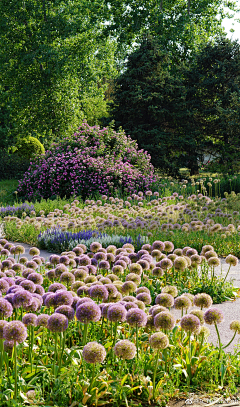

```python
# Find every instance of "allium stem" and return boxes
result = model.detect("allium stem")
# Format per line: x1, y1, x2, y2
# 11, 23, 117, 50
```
53, 332, 58, 376
136, 325, 139, 360
89, 363, 95, 392
222, 331, 236, 349
222, 265, 231, 285
82, 323, 88, 346
14, 341, 18, 400
153, 349, 159, 400
214, 322, 222, 358
0, 339, 3, 374
58, 331, 66, 372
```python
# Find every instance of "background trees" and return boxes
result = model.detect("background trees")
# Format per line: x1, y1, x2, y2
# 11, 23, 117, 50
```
111, 36, 240, 176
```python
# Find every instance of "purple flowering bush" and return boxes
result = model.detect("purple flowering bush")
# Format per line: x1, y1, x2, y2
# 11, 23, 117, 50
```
17, 122, 156, 200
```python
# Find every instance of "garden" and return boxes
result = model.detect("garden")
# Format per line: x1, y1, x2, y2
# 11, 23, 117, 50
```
1, 123, 240, 406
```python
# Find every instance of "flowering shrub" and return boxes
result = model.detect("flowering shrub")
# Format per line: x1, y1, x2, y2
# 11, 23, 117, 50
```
17, 122, 156, 200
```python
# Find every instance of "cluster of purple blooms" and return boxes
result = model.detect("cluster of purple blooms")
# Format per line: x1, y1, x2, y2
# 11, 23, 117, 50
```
0, 203, 35, 218
17, 122, 156, 200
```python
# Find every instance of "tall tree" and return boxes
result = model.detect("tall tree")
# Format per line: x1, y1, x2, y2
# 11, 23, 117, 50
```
0, 0, 116, 146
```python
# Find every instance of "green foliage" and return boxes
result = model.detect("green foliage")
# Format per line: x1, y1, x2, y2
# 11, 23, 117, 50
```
0, 179, 19, 206
14, 136, 45, 160
0, 0, 117, 147
0, 150, 30, 181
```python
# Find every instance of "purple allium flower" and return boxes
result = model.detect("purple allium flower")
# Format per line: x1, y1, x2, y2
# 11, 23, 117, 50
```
71, 296, 80, 310
54, 290, 73, 307
151, 305, 168, 317
34, 284, 45, 296
3, 320, 28, 342
76, 297, 95, 308
230, 320, 240, 334
204, 308, 224, 325
12, 263, 23, 273
114, 339, 136, 360
1, 259, 12, 270
121, 281, 137, 294
27, 272, 43, 285
0, 279, 9, 294
47, 313, 68, 332
112, 265, 124, 275
149, 332, 169, 349
154, 311, 175, 330
78, 255, 91, 266
77, 286, 89, 296
13, 290, 33, 309
125, 273, 141, 286
46, 269, 56, 281
155, 293, 174, 308
82, 341, 106, 364
0, 298, 13, 318
0, 320, 8, 338
22, 313, 37, 326
89, 284, 108, 302
19, 280, 36, 293
124, 301, 138, 311
193, 293, 213, 309
55, 305, 75, 321
59, 255, 70, 266
76, 302, 101, 323
4, 293, 15, 305
126, 308, 147, 327
25, 260, 38, 270
91, 258, 98, 267
60, 271, 75, 285
101, 302, 114, 318
22, 268, 34, 278
19, 257, 28, 264
105, 284, 118, 296
36, 314, 50, 327
159, 258, 173, 270
152, 241, 165, 251
161, 285, 178, 297
94, 252, 107, 262
136, 287, 150, 295
25, 297, 41, 312
44, 292, 56, 308
107, 304, 127, 322
48, 283, 67, 293
136, 292, 152, 305
98, 260, 110, 270
55, 264, 68, 275
74, 269, 88, 281
190, 310, 204, 324
180, 314, 200, 333
49, 254, 60, 265
29, 247, 40, 256
225, 255, 238, 267
174, 296, 191, 310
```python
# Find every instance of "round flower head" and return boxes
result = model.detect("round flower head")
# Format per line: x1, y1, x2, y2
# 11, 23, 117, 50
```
19, 257, 28, 265
4, 339, 18, 352
82, 341, 106, 364
152, 267, 164, 278
98, 260, 110, 270
0, 298, 13, 318
54, 290, 73, 307
105, 284, 118, 296
77, 286, 89, 296
76, 297, 95, 308
55, 305, 75, 321
230, 320, 240, 334
204, 250, 218, 260
225, 255, 238, 267
44, 292, 56, 308
12, 263, 23, 273
0, 279, 9, 294
112, 265, 124, 276
204, 308, 224, 325
29, 247, 40, 256
13, 290, 33, 309
123, 301, 138, 311
136, 259, 149, 270
126, 308, 147, 327
25, 260, 38, 270
35, 284, 45, 296
0, 320, 8, 339
180, 314, 200, 334
152, 241, 165, 251
125, 273, 141, 286
182, 293, 194, 305
159, 258, 173, 270
162, 285, 178, 297
174, 257, 188, 271
74, 269, 88, 281
163, 241, 174, 253
136, 292, 152, 305
190, 309, 204, 324
154, 311, 175, 330
129, 263, 143, 276
155, 293, 174, 308
174, 296, 191, 310
107, 304, 127, 322
90, 242, 102, 253
150, 305, 168, 317
19, 280, 36, 293
60, 271, 75, 286
3, 320, 28, 342
14, 245, 25, 255
22, 313, 37, 326
36, 314, 50, 327
48, 283, 67, 293
121, 281, 137, 294
84, 275, 97, 284
193, 293, 213, 309
47, 313, 68, 332
49, 254, 60, 265
201, 245, 214, 255
198, 325, 211, 339
76, 302, 101, 323
208, 257, 220, 267
27, 272, 43, 285
114, 339, 136, 360
136, 287, 150, 295
89, 285, 108, 302
149, 332, 169, 350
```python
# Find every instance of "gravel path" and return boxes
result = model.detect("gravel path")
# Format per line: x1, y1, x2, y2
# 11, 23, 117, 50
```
1, 226, 240, 353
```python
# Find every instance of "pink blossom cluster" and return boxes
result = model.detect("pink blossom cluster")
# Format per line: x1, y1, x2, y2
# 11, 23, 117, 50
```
17, 123, 156, 200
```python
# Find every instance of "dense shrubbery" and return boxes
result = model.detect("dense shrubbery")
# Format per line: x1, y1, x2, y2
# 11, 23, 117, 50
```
14, 136, 45, 159
17, 122, 156, 200
0, 149, 30, 181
